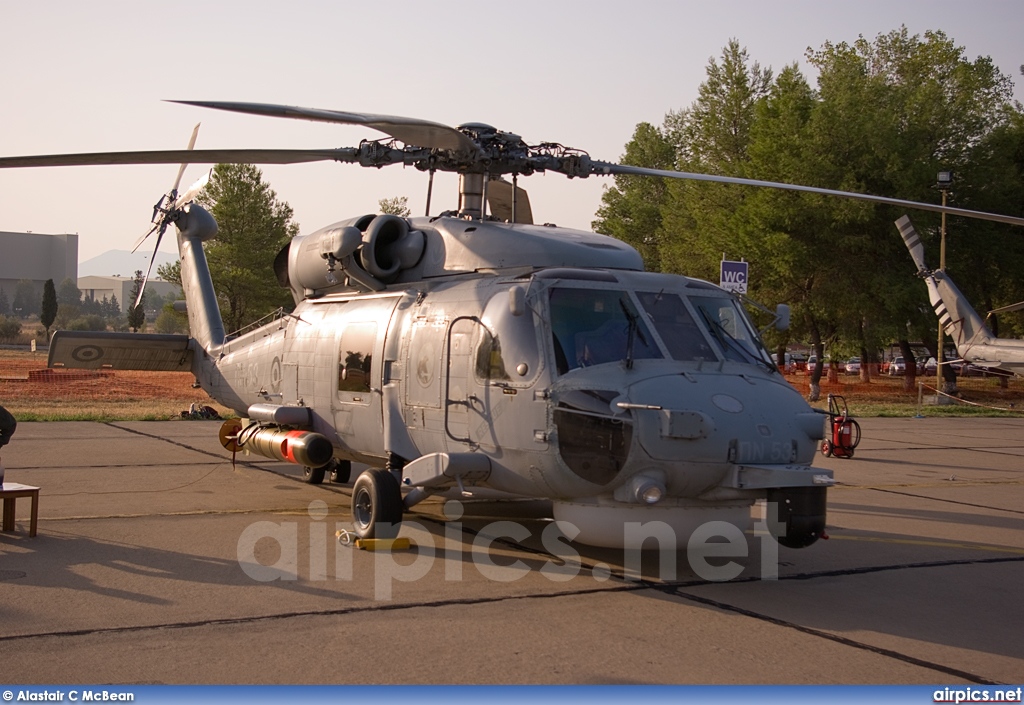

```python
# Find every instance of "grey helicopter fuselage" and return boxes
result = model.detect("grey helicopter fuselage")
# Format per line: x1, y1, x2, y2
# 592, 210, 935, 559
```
174, 208, 831, 548
24, 99, 1024, 551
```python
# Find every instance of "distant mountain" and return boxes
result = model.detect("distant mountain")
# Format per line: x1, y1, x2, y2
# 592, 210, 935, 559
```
78, 250, 178, 278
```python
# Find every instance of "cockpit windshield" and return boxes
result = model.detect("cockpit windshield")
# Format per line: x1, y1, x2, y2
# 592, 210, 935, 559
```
635, 291, 716, 362
547, 284, 775, 374
549, 287, 662, 374
688, 295, 774, 368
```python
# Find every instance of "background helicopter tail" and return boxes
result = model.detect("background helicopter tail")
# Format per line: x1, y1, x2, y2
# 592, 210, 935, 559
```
897, 215, 994, 350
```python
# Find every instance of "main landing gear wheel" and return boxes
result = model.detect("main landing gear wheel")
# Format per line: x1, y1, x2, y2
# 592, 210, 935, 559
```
351, 468, 403, 539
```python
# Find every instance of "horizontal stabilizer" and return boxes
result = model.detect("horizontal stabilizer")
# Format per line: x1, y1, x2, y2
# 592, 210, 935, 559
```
48, 331, 193, 371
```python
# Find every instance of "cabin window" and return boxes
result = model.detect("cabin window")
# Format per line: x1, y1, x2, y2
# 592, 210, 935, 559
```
548, 287, 661, 374
338, 322, 376, 393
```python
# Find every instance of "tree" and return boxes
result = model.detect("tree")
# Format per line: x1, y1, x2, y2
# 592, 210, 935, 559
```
592, 122, 676, 270
154, 303, 189, 334
159, 163, 299, 333
0, 287, 9, 317
106, 293, 121, 320
802, 28, 1018, 392
658, 39, 773, 283
41, 279, 57, 339
378, 196, 411, 217
12, 279, 38, 318
0, 316, 21, 343
602, 31, 1021, 397
55, 277, 83, 330
127, 270, 146, 333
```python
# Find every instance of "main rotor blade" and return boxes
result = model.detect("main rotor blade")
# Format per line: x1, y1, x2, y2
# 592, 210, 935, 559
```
170, 100, 482, 155
0, 148, 357, 169
598, 162, 1024, 228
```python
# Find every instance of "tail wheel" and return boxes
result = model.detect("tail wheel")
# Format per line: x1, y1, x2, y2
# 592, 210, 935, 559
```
302, 464, 327, 484
351, 468, 403, 539
331, 460, 352, 484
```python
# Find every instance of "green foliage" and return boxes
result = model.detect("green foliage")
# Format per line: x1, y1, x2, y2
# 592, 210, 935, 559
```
378, 196, 411, 217
57, 277, 81, 307
154, 303, 189, 334
107, 294, 122, 321
605, 29, 1022, 366
53, 277, 83, 330
0, 288, 9, 317
127, 270, 146, 333
41, 279, 57, 337
68, 314, 107, 331
12, 279, 38, 317
592, 122, 675, 270
0, 316, 21, 343
161, 163, 298, 333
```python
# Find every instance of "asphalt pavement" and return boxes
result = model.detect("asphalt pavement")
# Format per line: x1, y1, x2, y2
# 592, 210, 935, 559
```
0, 417, 1021, 684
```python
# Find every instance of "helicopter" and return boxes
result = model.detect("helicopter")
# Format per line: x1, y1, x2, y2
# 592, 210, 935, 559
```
6, 100, 1024, 550
898, 215, 1024, 378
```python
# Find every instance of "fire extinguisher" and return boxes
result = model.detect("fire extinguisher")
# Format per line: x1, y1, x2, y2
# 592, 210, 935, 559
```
821, 394, 861, 459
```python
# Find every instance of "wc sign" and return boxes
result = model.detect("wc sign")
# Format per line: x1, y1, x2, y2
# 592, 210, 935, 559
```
720, 260, 748, 294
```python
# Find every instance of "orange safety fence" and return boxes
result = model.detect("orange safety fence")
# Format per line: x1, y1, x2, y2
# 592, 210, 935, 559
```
1, 350, 211, 406
3, 349, 1023, 411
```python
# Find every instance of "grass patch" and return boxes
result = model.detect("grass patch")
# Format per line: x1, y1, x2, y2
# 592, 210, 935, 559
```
5, 400, 234, 422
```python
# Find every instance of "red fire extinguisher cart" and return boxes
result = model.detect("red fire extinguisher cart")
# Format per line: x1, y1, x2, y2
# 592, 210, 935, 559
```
821, 394, 861, 458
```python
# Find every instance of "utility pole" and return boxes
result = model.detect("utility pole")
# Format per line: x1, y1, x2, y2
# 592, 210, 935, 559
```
936, 171, 953, 396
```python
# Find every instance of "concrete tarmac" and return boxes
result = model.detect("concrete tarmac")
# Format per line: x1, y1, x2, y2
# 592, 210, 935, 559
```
0, 418, 1022, 684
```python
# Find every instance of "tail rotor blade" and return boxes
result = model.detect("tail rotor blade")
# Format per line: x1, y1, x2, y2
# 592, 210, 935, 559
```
171, 123, 201, 195
131, 222, 160, 254
174, 168, 211, 209
133, 225, 167, 310
896, 215, 928, 273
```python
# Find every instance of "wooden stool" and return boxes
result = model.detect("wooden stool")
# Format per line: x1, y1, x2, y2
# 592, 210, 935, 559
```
0, 482, 40, 537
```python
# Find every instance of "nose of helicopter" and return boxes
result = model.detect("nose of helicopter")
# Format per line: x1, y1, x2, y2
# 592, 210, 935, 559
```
627, 370, 820, 451
549, 367, 825, 498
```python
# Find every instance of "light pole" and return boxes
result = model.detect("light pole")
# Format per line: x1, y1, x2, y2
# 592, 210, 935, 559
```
936, 171, 953, 396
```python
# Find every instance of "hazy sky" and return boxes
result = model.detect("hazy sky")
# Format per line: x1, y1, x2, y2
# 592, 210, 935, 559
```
2, 0, 1022, 262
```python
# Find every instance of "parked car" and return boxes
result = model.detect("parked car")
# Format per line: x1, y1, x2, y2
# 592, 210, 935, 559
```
888, 356, 906, 375
790, 353, 808, 373
845, 357, 861, 375
805, 355, 830, 374
771, 352, 809, 374
922, 357, 937, 375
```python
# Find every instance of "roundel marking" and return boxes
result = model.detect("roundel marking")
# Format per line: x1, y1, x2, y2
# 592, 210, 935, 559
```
270, 356, 283, 393
71, 345, 104, 362
416, 342, 435, 388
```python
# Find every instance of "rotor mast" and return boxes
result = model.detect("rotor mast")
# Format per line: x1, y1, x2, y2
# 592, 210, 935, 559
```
458, 173, 485, 219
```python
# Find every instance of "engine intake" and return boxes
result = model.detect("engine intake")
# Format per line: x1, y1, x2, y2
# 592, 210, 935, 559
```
276, 214, 425, 299
360, 214, 425, 282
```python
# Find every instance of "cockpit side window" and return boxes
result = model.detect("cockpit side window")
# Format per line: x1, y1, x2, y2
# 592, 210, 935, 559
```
549, 287, 662, 374
475, 328, 511, 382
